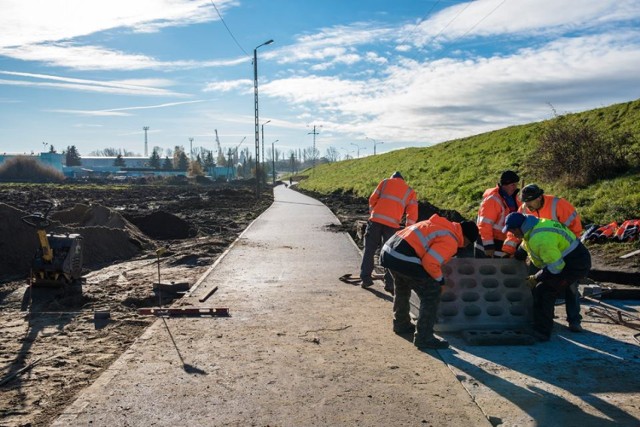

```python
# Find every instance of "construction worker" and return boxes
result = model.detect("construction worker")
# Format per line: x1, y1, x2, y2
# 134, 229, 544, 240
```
476, 170, 521, 258
503, 184, 584, 329
360, 171, 418, 293
502, 213, 591, 341
380, 214, 479, 349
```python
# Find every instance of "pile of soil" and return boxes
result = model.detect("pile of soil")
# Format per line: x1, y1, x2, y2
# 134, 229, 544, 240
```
0, 181, 273, 426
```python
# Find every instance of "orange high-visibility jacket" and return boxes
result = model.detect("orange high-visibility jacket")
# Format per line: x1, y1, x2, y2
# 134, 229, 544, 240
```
392, 214, 465, 281
503, 194, 582, 255
369, 177, 418, 229
477, 186, 520, 249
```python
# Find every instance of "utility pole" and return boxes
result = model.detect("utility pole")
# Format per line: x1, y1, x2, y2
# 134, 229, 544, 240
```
189, 137, 194, 161
143, 126, 150, 157
254, 39, 274, 199
307, 125, 321, 169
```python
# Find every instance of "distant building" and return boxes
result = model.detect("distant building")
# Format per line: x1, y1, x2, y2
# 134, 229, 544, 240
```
0, 152, 238, 180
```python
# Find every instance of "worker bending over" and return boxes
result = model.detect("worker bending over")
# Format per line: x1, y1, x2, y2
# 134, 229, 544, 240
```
503, 213, 591, 341
503, 184, 584, 329
381, 214, 478, 349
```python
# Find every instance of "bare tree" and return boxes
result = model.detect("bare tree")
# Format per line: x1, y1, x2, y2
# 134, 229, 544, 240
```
325, 146, 339, 163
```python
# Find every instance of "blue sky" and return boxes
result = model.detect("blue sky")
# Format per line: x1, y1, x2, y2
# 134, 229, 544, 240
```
1, 0, 639, 161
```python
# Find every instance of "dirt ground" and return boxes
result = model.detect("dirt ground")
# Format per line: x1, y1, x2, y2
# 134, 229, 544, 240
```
1, 182, 638, 427
0, 180, 272, 427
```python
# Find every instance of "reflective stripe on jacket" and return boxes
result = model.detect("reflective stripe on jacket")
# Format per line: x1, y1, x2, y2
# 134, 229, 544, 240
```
382, 214, 464, 281
522, 218, 579, 274
503, 194, 582, 255
369, 177, 418, 228
477, 186, 520, 247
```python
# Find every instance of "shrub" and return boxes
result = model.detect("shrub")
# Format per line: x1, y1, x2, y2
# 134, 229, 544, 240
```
530, 114, 634, 187
0, 156, 64, 182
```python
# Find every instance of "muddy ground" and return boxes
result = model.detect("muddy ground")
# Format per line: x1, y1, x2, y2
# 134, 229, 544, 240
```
1, 182, 638, 427
0, 180, 272, 427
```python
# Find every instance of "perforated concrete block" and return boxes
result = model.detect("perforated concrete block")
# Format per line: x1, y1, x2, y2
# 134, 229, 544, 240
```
409, 258, 533, 332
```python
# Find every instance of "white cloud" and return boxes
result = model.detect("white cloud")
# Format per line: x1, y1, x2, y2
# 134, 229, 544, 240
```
203, 79, 252, 93
0, 43, 248, 71
261, 30, 640, 144
0, 0, 235, 48
407, 0, 640, 46
0, 70, 187, 96
51, 99, 206, 117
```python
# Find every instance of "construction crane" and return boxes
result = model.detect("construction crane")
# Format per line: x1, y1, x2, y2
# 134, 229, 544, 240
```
215, 129, 225, 166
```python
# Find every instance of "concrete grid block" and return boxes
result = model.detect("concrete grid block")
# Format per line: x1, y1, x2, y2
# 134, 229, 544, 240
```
410, 258, 533, 332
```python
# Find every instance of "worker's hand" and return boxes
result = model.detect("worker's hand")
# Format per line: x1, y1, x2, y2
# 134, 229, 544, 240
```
484, 249, 495, 258
514, 247, 528, 262
526, 275, 538, 289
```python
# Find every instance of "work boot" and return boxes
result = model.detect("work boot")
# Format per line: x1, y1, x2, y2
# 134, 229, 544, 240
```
532, 330, 551, 342
414, 335, 449, 350
393, 322, 415, 335
360, 277, 374, 288
568, 323, 584, 333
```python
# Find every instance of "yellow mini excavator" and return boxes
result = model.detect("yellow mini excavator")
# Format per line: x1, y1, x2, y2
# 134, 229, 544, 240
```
21, 201, 83, 286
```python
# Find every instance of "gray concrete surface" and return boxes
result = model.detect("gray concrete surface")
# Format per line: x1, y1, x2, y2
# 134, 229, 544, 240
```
53, 185, 640, 427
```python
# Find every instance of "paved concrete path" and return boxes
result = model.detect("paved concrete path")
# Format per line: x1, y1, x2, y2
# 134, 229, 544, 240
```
53, 185, 490, 426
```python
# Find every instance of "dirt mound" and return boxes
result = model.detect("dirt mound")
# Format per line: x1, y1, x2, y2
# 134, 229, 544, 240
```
125, 210, 194, 240
0, 202, 150, 278
0, 203, 40, 279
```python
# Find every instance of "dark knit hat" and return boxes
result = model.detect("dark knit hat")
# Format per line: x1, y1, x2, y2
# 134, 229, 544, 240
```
391, 171, 403, 179
460, 221, 479, 242
499, 170, 520, 185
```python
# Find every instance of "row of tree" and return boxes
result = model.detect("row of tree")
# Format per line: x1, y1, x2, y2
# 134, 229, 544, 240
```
60, 143, 356, 173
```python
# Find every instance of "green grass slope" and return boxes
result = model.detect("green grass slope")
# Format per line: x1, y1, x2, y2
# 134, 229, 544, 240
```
299, 99, 640, 224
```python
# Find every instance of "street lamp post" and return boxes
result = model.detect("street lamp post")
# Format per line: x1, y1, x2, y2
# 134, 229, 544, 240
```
366, 137, 384, 155
189, 137, 194, 161
254, 39, 274, 198
350, 142, 366, 158
271, 139, 279, 184
261, 119, 271, 188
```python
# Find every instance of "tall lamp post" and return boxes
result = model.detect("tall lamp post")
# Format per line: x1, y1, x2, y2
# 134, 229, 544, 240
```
350, 142, 366, 158
254, 39, 274, 198
366, 137, 384, 155
271, 139, 279, 184
189, 137, 194, 161
261, 119, 271, 188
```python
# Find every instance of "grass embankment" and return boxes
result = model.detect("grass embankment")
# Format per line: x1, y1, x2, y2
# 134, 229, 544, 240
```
299, 99, 640, 225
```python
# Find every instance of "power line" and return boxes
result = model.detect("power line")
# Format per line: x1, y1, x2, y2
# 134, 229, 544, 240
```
449, 0, 508, 44
209, 0, 250, 57
396, 0, 443, 48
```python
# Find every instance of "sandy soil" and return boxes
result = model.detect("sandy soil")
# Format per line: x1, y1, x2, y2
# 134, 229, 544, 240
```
0, 180, 272, 427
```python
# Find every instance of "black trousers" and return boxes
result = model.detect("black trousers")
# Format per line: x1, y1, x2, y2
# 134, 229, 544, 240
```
532, 243, 591, 336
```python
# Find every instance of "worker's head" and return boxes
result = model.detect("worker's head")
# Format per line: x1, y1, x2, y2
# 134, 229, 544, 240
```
391, 171, 403, 180
502, 212, 539, 238
460, 221, 479, 246
498, 170, 519, 196
521, 184, 544, 209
